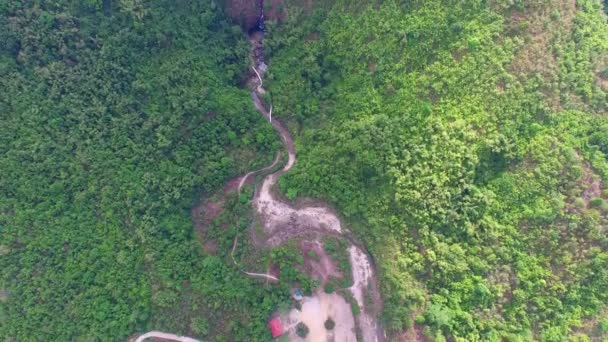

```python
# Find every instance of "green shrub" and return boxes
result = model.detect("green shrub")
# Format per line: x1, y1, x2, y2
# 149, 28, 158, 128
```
307, 250, 320, 260
351, 301, 361, 316
324, 318, 335, 330
573, 197, 586, 210
296, 322, 309, 338
589, 197, 608, 210
190, 317, 209, 336
599, 318, 608, 333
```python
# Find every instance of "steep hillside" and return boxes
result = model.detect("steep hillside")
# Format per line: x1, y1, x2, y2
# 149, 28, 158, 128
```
265, 0, 608, 340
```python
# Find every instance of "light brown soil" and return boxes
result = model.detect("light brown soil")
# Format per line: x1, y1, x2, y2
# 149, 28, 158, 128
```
286, 291, 356, 342
301, 240, 341, 284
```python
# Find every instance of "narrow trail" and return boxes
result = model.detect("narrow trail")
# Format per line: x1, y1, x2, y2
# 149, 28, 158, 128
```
237, 151, 280, 194
243, 19, 385, 342
133, 331, 200, 342
249, 82, 384, 342
133, 6, 384, 341
231, 232, 278, 282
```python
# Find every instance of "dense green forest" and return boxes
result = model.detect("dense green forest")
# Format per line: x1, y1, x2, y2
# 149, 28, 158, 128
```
1, 0, 608, 341
0, 1, 289, 340
266, 0, 608, 340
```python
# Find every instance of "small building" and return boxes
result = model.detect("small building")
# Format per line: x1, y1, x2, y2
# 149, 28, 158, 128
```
268, 317, 284, 338
293, 290, 303, 301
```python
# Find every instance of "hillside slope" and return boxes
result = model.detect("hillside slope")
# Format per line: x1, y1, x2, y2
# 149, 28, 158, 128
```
0, 1, 283, 340
1, 0, 607, 341
265, 0, 608, 340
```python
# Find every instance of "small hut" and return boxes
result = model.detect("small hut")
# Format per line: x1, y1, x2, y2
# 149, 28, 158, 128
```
268, 317, 284, 338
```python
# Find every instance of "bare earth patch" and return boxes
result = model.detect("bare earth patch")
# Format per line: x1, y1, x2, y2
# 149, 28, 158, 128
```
285, 291, 356, 342
301, 240, 341, 284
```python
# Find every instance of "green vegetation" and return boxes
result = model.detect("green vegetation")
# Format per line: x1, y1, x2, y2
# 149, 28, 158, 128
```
266, 0, 608, 340
324, 283, 335, 294
296, 322, 309, 338
323, 236, 353, 288
2, 0, 608, 341
0, 1, 283, 340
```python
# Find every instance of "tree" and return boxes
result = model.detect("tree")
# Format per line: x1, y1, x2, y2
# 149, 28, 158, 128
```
296, 322, 309, 338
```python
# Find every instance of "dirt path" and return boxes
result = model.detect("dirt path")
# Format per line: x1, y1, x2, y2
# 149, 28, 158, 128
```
286, 291, 356, 342
250, 93, 344, 246
237, 151, 281, 194
231, 232, 278, 282
133, 22, 384, 342
247, 30, 385, 342
132, 331, 200, 342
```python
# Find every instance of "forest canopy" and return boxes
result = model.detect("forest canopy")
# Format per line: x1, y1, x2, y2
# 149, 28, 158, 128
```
1, 0, 608, 341
266, 0, 608, 340
0, 1, 284, 340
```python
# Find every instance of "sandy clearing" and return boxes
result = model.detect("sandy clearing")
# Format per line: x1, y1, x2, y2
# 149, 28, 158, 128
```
251, 92, 343, 247
348, 245, 382, 342
286, 291, 356, 342
248, 26, 384, 342
348, 245, 372, 307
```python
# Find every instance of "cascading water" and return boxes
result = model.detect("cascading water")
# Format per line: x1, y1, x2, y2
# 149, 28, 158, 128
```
257, 0, 265, 31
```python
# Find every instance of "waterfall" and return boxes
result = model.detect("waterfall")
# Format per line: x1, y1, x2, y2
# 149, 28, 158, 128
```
257, 0, 265, 31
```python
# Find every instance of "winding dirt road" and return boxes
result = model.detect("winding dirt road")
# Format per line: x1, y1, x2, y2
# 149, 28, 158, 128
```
246, 32, 385, 342
133, 26, 384, 342
133, 331, 200, 342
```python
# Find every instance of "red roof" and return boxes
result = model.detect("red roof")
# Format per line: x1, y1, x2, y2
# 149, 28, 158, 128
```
268, 317, 284, 337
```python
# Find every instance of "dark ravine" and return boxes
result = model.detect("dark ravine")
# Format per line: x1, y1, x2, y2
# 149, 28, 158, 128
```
256, 0, 265, 32
223, 0, 286, 33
